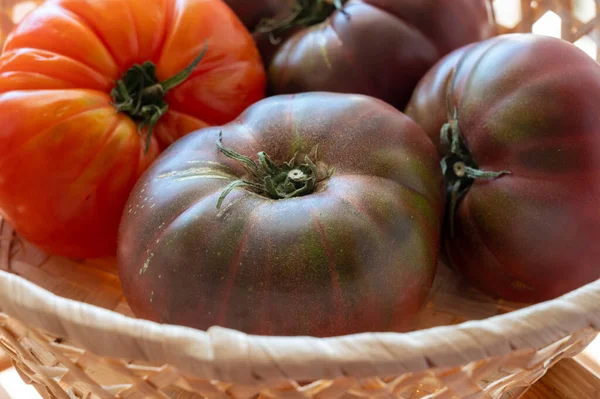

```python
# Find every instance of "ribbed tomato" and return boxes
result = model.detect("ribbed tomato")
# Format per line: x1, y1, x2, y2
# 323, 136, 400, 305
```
225, 0, 496, 109
118, 92, 443, 336
406, 34, 600, 302
0, 0, 265, 258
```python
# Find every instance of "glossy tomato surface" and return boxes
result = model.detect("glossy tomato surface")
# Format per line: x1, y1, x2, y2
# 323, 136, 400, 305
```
226, 0, 496, 109
406, 34, 600, 302
0, 0, 266, 257
118, 92, 443, 337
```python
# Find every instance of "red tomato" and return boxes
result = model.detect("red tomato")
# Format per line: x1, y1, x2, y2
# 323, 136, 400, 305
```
0, 0, 266, 258
406, 34, 600, 302
117, 92, 443, 336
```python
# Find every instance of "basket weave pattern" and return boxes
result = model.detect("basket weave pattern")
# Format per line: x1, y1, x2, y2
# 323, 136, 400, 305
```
496, 0, 600, 49
0, 311, 597, 399
1, 1, 600, 398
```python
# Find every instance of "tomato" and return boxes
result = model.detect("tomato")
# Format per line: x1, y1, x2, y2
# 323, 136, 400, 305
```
117, 92, 443, 336
0, 0, 266, 258
223, 0, 297, 67
225, 0, 496, 109
223, 0, 295, 32
405, 34, 600, 302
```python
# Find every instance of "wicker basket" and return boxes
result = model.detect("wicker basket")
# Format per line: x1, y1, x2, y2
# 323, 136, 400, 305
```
1, 1, 600, 398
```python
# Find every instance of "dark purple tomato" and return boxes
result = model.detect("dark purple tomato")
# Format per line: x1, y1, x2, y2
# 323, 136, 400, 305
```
225, 0, 497, 109
223, 0, 295, 30
118, 92, 443, 336
406, 34, 600, 302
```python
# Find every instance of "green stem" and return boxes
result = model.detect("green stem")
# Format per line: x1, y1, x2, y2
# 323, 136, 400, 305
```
161, 44, 208, 91
441, 110, 511, 237
255, 0, 349, 44
464, 165, 509, 180
215, 132, 333, 209
110, 41, 208, 153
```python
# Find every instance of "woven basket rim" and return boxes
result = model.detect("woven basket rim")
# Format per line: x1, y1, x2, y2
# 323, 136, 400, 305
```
0, 268, 598, 384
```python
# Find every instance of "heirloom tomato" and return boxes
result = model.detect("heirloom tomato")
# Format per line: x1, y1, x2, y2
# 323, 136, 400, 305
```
406, 34, 600, 302
225, 0, 496, 109
0, 0, 265, 258
118, 92, 443, 337
223, 0, 295, 33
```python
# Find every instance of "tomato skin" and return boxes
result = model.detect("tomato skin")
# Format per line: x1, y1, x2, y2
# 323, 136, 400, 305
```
406, 34, 600, 302
226, 0, 496, 109
0, 0, 265, 258
223, 0, 298, 66
117, 92, 443, 336
223, 0, 295, 31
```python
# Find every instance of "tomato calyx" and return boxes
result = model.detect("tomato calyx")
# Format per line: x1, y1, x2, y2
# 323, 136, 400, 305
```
215, 132, 333, 209
110, 42, 208, 152
255, 0, 349, 44
441, 109, 511, 237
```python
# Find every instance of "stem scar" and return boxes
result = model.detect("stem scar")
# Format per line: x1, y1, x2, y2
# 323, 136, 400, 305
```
110, 41, 208, 153
214, 131, 333, 209
441, 108, 511, 237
